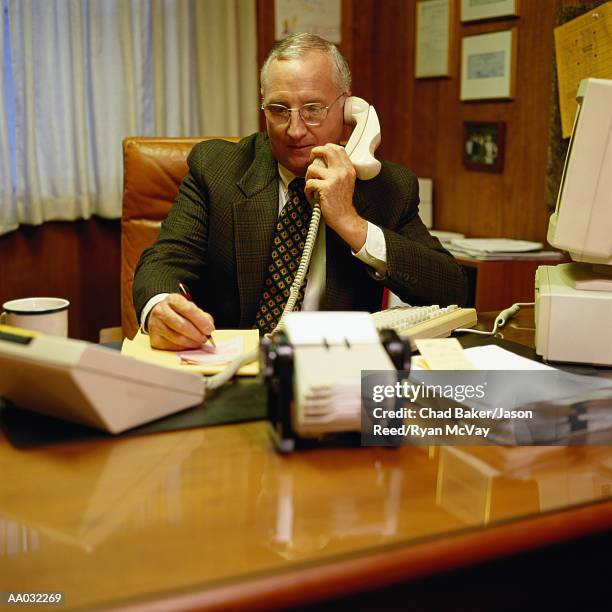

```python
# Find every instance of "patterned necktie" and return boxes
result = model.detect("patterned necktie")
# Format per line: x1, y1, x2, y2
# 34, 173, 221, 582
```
254, 178, 312, 334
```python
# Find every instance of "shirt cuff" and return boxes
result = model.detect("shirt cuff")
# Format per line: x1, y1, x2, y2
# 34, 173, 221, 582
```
140, 293, 170, 333
353, 221, 387, 276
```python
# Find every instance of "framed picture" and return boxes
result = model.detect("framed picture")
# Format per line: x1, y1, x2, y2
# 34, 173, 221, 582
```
461, 0, 519, 23
463, 121, 506, 173
460, 29, 517, 100
274, 0, 342, 43
415, 0, 455, 78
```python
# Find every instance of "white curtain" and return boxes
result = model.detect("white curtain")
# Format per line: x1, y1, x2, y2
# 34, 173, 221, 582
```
0, 0, 258, 235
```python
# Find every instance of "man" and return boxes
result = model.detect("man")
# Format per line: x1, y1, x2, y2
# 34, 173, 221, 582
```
133, 33, 467, 349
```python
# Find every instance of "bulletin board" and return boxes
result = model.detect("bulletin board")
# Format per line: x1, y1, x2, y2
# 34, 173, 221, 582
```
545, 0, 610, 209
554, 1, 612, 138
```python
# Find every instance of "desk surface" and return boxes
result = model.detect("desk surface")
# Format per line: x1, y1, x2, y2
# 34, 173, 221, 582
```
1, 312, 612, 610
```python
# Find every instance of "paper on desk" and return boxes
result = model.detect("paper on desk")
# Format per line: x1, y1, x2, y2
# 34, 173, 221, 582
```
414, 338, 476, 370
412, 344, 553, 371
463, 345, 553, 371
449, 238, 543, 253
121, 329, 260, 376
177, 337, 244, 365
447, 248, 563, 262
283, 311, 379, 345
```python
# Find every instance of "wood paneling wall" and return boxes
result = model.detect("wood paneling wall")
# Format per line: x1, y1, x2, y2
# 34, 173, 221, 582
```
257, 0, 590, 241
0, 219, 120, 341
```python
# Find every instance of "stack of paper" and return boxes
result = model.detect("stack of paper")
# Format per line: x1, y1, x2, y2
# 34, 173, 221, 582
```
430, 230, 465, 243
447, 238, 564, 261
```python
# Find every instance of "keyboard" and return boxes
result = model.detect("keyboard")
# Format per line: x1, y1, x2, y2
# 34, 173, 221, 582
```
371, 305, 477, 349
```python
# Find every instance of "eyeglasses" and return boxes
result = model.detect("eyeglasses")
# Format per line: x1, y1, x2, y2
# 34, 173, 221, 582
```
261, 93, 345, 126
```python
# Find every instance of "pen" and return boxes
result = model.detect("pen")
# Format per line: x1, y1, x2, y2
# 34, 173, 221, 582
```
177, 282, 216, 348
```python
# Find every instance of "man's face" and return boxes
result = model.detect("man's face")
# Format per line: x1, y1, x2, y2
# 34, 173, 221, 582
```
262, 52, 345, 176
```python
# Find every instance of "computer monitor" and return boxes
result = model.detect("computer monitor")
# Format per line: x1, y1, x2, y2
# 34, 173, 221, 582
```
535, 78, 612, 366
547, 78, 612, 266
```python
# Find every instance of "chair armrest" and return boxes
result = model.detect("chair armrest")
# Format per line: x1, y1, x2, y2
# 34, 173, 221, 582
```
99, 326, 124, 344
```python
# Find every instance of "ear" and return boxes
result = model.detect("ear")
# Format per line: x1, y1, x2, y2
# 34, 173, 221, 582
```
342, 92, 352, 124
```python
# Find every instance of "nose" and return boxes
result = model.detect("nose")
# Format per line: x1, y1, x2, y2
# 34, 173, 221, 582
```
286, 109, 307, 139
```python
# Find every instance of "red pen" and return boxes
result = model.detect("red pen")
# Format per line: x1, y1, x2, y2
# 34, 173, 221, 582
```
177, 282, 216, 348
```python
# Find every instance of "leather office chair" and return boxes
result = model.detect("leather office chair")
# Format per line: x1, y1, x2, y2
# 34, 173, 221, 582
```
118, 136, 239, 340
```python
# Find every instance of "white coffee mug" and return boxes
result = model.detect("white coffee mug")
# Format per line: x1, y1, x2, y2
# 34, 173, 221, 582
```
1, 297, 70, 337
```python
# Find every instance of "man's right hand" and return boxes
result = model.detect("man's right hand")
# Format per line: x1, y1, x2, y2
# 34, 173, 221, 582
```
147, 294, 215, 350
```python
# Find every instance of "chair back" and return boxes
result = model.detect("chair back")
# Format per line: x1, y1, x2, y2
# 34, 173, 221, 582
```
121, 136, 239, 338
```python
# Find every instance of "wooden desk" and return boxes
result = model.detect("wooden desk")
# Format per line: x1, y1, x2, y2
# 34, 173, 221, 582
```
1, 315, 611, 610
457, 255, 565, 311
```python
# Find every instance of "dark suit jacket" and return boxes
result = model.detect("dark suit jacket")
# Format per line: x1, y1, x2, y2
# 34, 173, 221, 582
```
133, 133, 467, 328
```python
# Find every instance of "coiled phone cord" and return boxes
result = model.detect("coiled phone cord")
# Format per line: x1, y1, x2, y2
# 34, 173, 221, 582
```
455, 302, 534, 336
275, 201, 322, 331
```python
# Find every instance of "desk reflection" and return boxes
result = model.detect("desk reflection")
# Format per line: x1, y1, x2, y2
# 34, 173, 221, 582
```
0, 431, 204, 554
436, 446, 612, 525
256, 454, 406, 559
255, 443, 612, 561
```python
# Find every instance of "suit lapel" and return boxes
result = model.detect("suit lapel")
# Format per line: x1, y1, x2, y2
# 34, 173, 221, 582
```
233, 136, 279, 326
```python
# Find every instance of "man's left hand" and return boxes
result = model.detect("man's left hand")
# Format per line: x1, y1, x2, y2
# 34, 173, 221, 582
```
305, 143, 367, 252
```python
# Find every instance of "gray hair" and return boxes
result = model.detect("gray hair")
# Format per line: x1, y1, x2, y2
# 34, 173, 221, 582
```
260, 33, 352, 95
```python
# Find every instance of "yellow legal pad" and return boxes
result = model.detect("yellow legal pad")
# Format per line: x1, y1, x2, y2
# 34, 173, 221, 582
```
121, 329, 260, 376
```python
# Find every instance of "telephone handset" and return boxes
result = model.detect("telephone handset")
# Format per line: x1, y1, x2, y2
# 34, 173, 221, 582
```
308, 96, 382, 180
275, 97, 382, 331
343, 96, 382, 180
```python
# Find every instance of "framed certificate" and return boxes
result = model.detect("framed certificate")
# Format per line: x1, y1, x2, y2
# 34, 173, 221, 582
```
274, 0, 342, 43
460, 29, 517, 100
461, 0, 519, 23
415, 0, 455, 78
